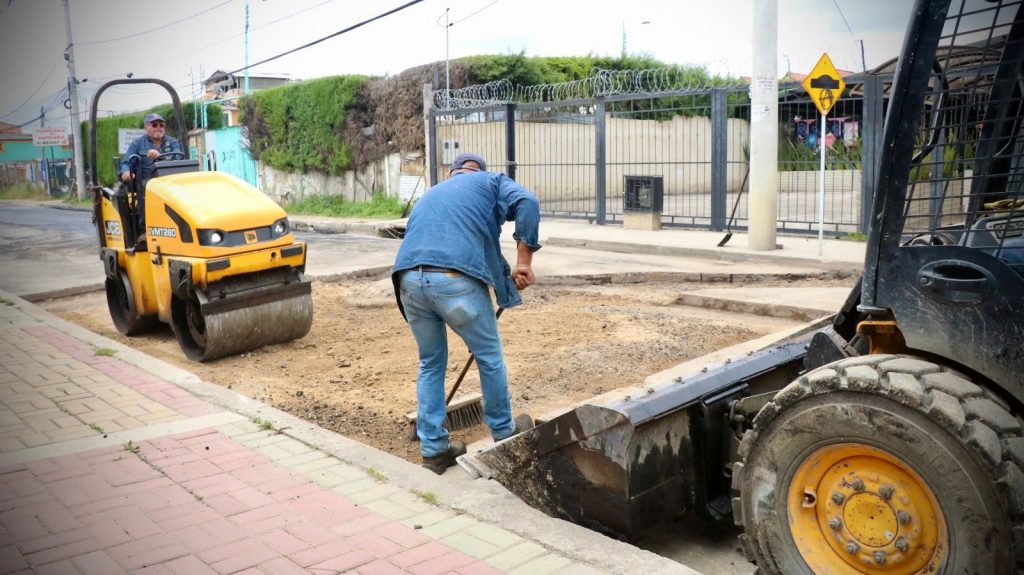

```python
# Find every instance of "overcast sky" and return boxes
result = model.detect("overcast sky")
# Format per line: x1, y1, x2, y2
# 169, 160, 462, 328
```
0, 0, 916, 132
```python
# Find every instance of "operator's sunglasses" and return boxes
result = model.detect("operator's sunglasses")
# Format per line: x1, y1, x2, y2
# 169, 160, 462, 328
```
149, 121, 165, 127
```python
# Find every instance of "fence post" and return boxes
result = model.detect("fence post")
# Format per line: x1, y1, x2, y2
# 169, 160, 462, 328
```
595, 97, 607, 225
505, 102, 517, 180
428, 111, 438, 187
861, 75, 884, 234
711, 89, 728, 231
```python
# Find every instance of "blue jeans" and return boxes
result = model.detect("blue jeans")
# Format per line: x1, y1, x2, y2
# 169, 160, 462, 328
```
398, 269, 515, 457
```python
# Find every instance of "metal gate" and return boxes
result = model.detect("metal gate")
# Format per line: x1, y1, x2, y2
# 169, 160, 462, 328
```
205, 126, 259, 188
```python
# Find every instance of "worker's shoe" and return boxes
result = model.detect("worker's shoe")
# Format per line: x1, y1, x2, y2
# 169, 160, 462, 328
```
421, 441, 467, 475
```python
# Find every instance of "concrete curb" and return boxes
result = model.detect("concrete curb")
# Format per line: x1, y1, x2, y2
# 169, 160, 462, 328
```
21, 282, 104, 302
674, 293, 836, 322
546, 237, 863, 272
3, 289, 697, 575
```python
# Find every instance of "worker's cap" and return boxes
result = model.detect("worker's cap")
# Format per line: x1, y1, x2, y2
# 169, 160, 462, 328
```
143, 113, 165, 125
449, 153, 487, 173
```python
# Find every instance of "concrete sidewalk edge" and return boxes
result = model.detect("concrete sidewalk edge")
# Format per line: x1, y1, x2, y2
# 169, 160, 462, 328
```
4, 289, 700, 575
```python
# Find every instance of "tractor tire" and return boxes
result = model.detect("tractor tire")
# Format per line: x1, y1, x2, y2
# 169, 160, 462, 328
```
733, 354, 1024, 574
104, 274, 156, 336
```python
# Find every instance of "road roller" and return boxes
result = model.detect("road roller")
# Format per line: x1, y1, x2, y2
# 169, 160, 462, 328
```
87, 79, 313, 361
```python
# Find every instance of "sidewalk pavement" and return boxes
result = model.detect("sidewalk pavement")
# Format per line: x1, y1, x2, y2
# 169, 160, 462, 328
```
0, 289, 698, 575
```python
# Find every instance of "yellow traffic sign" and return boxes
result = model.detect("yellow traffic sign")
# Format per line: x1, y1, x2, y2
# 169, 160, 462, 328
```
802, 53, 845, 116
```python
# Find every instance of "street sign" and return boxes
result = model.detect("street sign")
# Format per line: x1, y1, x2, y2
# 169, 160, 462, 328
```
32, 127, 69, 147
802, 53, 846, 116
118, 129, 146, 154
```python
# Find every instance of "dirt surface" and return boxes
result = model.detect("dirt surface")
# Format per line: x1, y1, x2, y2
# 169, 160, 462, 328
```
42, 275, 852, 463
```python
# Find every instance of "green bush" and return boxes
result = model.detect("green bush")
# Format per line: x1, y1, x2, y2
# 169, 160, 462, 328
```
241, 76, 366, 176
83, 100, 223, 186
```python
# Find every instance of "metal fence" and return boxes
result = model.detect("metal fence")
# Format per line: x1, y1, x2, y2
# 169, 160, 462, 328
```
429, 75, 892, 235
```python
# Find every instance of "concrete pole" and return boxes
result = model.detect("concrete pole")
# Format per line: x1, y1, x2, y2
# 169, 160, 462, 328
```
748, 0, 779, 251
63, 0, 87, 199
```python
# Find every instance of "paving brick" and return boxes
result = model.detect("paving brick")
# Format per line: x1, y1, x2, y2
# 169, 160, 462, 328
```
332, 514, 392, 537
419, 515, 478, 539
401, 510, 451, 529
374, 522, 433, 548
0, 544, 28, 572
558, 564, 609, 575
309, 548, 375, 572
209, 542, 280, 574
33, 559, 81, 575
70, 550, 127, 575
25, 537, 103, 568
347, 484, 402, 505
160, 554, 219, 575
86, 521, 132, 548
407, 550, 476, 575
362, 499, 418, 521
455, 561, 507, 575
465, 524, 523, 549
259, 529, 309, 555
442, 532, 502, 560
352, 559, 407, 575
285, 521, 336, 547
508, 554, 573, 575
348, 531, 405, 557
484, 540, 548, 571
291, 538, 356, 567
259, 556, 309, 575
108, 534, 190, 571
390, 542, 452, 568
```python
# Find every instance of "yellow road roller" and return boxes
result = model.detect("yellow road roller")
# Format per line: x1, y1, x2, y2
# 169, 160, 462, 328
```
88, 79, 313, 361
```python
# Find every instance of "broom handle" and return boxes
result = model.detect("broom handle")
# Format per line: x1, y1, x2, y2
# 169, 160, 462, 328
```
725, 164, 750, 233
446, 307, 504, 405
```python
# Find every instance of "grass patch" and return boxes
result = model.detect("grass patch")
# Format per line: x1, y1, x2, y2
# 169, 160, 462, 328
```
124, 440, 140, 454
365, 467, 387, 481
839, 232, 868, 242
94, 347, 116, 357
284, 193, 405, 220
0, 184, 49, 200
251, 417, 275, 431
0, 297, 14, 306
90, 423, 105, 434
412, 489, 439, 505
61, 194, 92, 207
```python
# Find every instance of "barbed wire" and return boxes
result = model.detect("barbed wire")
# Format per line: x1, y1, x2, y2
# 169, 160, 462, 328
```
431, 67, 749, 110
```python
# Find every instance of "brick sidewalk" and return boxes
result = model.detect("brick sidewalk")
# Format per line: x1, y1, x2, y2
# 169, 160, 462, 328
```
0, 297, 610, 575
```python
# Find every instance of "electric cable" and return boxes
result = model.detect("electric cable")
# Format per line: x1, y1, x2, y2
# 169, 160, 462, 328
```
0, 60, 62, 119
78, 0, 235, 46
227, 0, 425, 75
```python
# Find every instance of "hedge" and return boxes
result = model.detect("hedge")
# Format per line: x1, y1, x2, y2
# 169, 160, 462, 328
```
84, 101, 223, 186
241, 76, 366, 176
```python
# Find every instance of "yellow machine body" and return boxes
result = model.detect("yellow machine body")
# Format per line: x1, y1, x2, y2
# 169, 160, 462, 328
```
95, 170, 313, 361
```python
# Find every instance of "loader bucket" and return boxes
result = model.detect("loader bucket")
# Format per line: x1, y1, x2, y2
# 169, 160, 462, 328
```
460, 341, 810, 540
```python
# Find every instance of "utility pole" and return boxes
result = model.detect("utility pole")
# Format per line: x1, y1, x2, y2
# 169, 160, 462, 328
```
63, 0, 86, 199
748, 0, 779, 251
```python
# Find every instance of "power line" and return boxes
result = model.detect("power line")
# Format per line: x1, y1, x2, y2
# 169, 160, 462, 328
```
830, 0, 856, 39
228, 0, 425, 75
78, 0, 235, 46
450, 0, 501, 26
0, 60, 62, 120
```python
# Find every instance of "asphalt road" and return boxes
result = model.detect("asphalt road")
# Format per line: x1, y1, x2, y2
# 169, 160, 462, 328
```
0, 204, 401, 298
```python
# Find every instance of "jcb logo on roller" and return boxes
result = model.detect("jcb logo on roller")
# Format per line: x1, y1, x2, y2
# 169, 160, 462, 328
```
148, 226, 177, 238
244, 230, 258, 244
104, 220, 122, 236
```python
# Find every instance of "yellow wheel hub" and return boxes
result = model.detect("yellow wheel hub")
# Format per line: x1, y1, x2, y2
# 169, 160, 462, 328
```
787, 444, 947, 574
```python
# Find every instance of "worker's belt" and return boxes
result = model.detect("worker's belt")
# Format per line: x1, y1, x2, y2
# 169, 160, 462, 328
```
418, 265, 462, 275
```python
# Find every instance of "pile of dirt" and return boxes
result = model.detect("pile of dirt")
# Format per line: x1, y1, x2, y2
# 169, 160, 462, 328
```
44, 276, 846, 463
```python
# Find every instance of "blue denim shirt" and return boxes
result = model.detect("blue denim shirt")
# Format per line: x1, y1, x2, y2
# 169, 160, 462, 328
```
119, 134, 181, 180
393, 171, 541, 312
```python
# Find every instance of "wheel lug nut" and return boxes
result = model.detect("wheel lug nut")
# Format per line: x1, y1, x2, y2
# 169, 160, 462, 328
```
895, 537, 909, 552
878, 484, 894, 500
873, 551, 887, 565
828, 517, 842, 530
897, 510, 912, 525
845, 542, 860, 554
832, 492, 845, 504
851, 478, 865, 491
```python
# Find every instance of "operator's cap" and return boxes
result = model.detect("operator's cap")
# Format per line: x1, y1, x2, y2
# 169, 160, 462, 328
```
449, 153, 487, 173
143, 113, 165, 125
